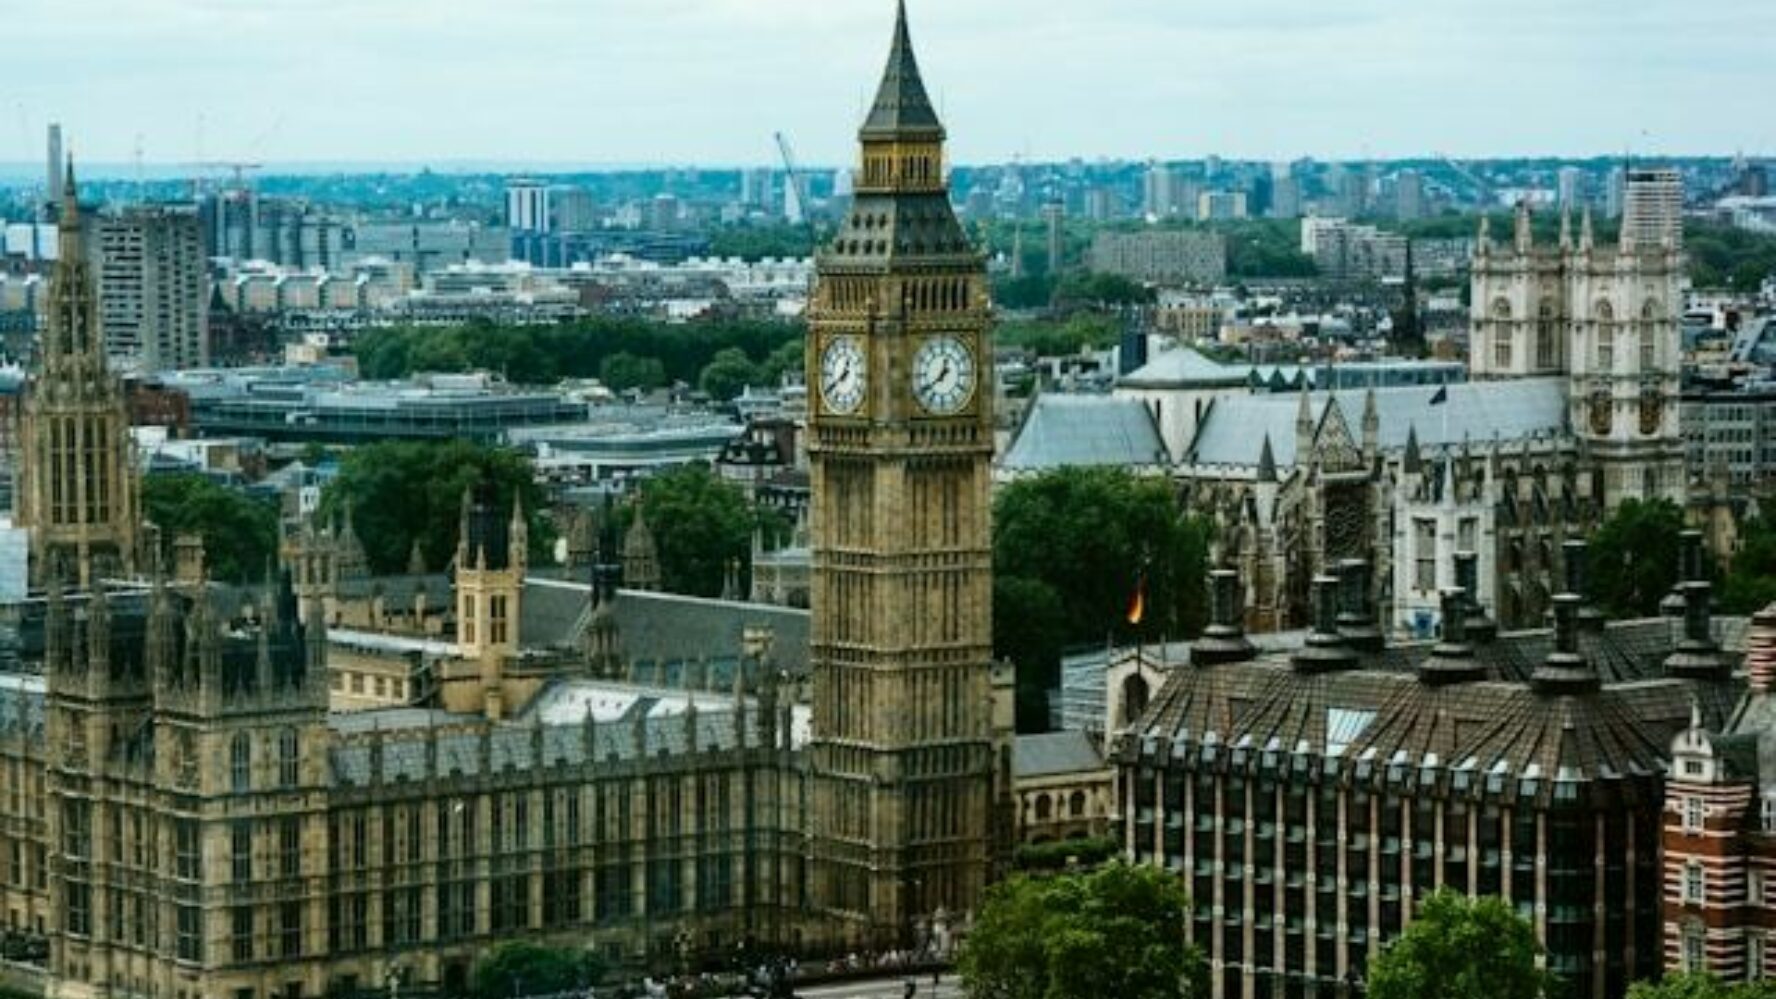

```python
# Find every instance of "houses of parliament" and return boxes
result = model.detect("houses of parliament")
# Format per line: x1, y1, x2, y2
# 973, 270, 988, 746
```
0, 6, 1011, 999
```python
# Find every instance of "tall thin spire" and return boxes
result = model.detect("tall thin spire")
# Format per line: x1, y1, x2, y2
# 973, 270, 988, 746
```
860, 0, 945, 141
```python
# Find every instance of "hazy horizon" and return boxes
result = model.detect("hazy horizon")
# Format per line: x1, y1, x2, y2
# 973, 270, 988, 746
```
8, 0, 1773, 171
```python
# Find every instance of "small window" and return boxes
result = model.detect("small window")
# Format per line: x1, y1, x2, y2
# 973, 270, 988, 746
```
1763, 797, 1776, 833
1684, 860, 1706, 904
1683, 796, 1704, 833
1034, 796, 1052, 822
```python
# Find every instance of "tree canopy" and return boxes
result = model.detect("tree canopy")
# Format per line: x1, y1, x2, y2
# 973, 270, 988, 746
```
1723, 517, 1776, 615
958, 864, 1206, 999
994, 468, 1212, 730
633, 463, 779, 598
141, 474, 280, 584
318, 440, 553, 576
1628, 974, 1776, 999
1366, 889, 1551, 999
1587, 499, 1687, 618
699, 347, 764, 402
352, 317, 802, 388
469, 941, 606, 999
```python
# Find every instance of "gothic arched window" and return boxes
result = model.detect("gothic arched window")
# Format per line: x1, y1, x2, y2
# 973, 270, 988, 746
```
230, 733, 251, 793
1596, 300, 1616, 374
277, 728, 300, 789
1069, 791, 1088, 817
1640, 300, 1661, 370
1536, 301, 1556, 369
1492, 298, 1513, 369
1035, 796, 1052, 822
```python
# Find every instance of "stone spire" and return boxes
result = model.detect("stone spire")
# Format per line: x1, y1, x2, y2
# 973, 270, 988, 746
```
859, 0, 945, 142
20, 155, 139, 590
623, 504, 662, 593
1255, 434, 1277, 484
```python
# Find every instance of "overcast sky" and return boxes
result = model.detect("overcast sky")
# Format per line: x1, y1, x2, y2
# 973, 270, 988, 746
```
6, 0, 1772, 170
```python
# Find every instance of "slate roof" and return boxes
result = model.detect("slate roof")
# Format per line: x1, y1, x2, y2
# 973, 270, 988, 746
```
521, 578, 811, 676
1124, 615, 1747, 801
1001, 394, 1171, 472
1189, 378, 1568, 469
1013, 730, 1107, 778
1121, 349, 1301, 390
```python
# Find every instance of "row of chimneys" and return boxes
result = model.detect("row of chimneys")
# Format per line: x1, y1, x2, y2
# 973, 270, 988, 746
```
1193, 534, 1725, 694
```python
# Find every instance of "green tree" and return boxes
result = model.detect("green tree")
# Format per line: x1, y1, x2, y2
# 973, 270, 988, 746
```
760, 339, 805, 384
635, 464, 772, 598
699, 347, 763, 402
994, 468, 1212, 730
1628, 974, 1776, 999
1366, 889, 1552, 999
1588, 499, 1687, 618
319, 440, 553, 576
1053, 271, 1154, 308
469, 941, 605, 999
1723, 517, 1776, 614
993, 576, 1068, 728
599, 351, 667, 393
959, 863, 1206, 999
141, 474, 279, 584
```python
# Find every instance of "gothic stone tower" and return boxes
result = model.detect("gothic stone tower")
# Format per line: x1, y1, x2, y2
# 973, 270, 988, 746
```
1469, 203, 1685, 508
19, 161, 138, 590
807, 0, 995, 949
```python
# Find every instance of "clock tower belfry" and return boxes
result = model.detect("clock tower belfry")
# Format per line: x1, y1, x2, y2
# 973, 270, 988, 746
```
807, 0, 996, 949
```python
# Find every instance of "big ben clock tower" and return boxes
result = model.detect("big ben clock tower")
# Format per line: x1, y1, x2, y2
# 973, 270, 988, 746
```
807, 0, 996, 949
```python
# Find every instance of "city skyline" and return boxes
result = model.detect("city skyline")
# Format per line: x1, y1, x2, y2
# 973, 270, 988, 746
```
6, 0, 1774, 172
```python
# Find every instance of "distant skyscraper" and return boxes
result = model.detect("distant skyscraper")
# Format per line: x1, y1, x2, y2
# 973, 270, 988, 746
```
551, 188, 599, 232
45, 124, 63, 211
1621, 167, 1684, 251
1270, 166, 1302, 219
95, 205, 210, 371
1143, 163, 1178, 219
1604, 166, 1627, 220
1042, 201, 1065, 273
1557, 166, 1587, 211
1085, 186, 1116, 222
648, 194, 681, 231
1394, 169, 1425, 221
1197, 191, 1247, 222
505, 180, 551, 234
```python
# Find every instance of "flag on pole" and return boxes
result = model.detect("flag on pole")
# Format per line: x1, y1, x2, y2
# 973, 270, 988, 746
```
1126, 573, 1147, 626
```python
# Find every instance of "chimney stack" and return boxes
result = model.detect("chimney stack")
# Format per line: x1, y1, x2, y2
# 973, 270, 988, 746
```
1419, 587, 1486, 686
1665, 580, 1728, 680
1532, 593, 1599, 695
1195, 569, 1257, 666
1664, 530, 1705, 618
1454, 550, 1497, 643
1563, 540, 1606, 632
1293, 575, 1359, 675
1335, 559, 1385, 654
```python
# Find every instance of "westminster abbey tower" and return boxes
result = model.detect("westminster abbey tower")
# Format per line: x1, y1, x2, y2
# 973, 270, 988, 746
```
806, 0, 997, 949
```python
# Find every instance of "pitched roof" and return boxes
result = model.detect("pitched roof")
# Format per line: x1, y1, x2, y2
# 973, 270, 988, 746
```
1001, 394, 1170, 472
860, 1, 945, 140
1013, 730, 1107, 778
1121, 348, 1294, 390
1189, 378, 1568, 469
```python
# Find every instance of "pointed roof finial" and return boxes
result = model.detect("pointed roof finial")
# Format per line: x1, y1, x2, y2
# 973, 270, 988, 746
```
1256, 434, 1277, 483
1580, 206, 1595, 252
860, 0, 945, 141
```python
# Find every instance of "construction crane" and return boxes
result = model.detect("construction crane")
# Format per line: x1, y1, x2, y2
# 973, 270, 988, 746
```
774, 132, 820, 252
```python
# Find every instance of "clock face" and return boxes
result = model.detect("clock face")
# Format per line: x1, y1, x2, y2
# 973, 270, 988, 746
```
912, 336, 977, 415
819, 336, 867, 415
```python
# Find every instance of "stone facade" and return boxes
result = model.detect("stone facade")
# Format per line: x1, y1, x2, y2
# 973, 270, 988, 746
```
804, 1, 1004, 952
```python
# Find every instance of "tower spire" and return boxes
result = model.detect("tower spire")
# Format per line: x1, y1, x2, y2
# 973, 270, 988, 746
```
860, 0, 945, 141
